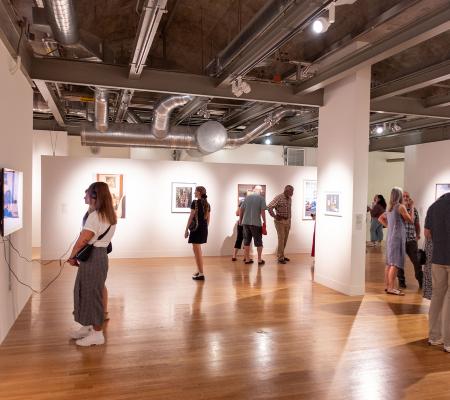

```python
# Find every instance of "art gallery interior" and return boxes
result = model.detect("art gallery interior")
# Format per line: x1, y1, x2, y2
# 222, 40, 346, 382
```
1, 0, 450, 398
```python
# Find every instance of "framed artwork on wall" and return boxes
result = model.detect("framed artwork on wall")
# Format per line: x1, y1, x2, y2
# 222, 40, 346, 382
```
302, 180, 317, 220
172, 182, 196, 213
237, 184, 266, 205
96, 173, 126, 218
325, 192, 342, 217
435, 183, 450, 199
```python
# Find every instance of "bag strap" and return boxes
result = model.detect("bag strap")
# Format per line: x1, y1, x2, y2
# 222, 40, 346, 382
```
97, 225, 111, 241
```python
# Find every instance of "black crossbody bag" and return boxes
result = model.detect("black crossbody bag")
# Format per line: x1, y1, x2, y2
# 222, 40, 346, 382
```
76, 226, 112, 262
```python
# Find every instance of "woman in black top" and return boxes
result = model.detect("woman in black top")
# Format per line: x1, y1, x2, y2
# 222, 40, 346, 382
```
367, 194, 387, 247
185, 186, 210, 280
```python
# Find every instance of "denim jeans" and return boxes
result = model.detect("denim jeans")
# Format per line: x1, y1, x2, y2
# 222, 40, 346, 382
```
370, 218, 383, 242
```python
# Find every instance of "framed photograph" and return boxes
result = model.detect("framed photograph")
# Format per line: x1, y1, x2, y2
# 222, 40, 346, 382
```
172, 182, 196, 213
325, 192, 342, 217
96, 174, 126, 218
237, 184, 266, 205
303, 180, 317, 220
435, 183, 450, 199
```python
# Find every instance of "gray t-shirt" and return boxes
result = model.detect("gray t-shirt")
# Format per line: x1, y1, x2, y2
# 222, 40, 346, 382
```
241, 194, 266, 227
425, 193, 450, 266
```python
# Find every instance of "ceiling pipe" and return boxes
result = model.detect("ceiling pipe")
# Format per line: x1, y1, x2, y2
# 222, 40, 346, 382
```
95, 88, 109, 132
43, 0, 79, 45
151, 95, 193, 138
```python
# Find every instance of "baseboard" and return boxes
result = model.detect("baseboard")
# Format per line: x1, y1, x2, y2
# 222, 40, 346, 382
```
314, 273, 365, 296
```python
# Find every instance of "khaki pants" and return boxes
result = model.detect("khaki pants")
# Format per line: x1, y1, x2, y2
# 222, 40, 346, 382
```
274, 220, 290, 259
429, 264, 450, 344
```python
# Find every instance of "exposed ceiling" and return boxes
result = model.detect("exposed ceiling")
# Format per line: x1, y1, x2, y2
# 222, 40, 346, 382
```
2, 0, 450, 152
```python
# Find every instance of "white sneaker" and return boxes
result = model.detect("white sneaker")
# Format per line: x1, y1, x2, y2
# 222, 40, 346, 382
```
367, 242, 376, 247
75, 330, 105, 347
428, 338, 444, 346
70, 325, 92, 340
444, 345, 450, 353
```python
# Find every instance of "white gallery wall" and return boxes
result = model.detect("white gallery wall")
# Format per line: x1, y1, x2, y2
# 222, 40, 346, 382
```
0, 40, 33, 343
405, 140, 450, 240
32, 131, 68, 247
41, 156, 317, 259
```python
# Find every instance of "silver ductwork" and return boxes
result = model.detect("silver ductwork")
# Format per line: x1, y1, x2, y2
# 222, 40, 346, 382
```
95, 88, 109, 133
43, 0, 79, 46
225, 108, 298, 148
79, 104, 298, 155
152, 95, 193, 138
33, 92, 51, 113
81, 124, 198, 150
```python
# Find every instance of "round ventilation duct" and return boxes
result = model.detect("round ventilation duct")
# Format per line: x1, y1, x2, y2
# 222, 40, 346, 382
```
196, 121, 228, 154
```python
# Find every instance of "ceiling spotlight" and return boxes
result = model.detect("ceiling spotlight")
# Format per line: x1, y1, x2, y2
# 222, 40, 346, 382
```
231, 77, 252, 97
375, 126, 384, 134
264, 138, 272, 145
312, 17, 331, 33
391, 122, 402, 132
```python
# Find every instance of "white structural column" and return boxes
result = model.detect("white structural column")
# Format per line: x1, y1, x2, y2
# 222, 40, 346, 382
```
314, 67, 371, 295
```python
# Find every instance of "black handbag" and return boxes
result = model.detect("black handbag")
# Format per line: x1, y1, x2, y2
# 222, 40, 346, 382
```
188, 201, 199, 232
418, 249, 427, 265
76, 226, 112, 262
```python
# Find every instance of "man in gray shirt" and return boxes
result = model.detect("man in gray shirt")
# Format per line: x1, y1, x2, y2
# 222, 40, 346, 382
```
425, 192, 450, 352
239, 186, 267, 266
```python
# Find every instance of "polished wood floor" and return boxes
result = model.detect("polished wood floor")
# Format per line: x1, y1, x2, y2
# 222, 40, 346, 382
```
1, 247, 449, 400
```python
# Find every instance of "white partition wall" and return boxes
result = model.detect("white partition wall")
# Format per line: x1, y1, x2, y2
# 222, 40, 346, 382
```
0, 40, 33, 343
315, 67, 371, 296
41, 156, 317, 259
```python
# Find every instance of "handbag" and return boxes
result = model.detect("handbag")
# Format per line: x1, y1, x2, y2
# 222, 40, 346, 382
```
418, 248, 427, 265
76, 226, 112, 262
188, 200, 199, 232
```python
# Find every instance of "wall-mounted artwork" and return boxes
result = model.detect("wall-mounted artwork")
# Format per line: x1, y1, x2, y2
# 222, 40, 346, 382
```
325, 192, 341, 217
435, 183, 450, 199
303, 180, 317, 220
172, 182, 196, 213
237, 184, 266, 205
96, 174, 126, 218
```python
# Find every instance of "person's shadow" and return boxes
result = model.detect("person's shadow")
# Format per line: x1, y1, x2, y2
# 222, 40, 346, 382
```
220, 221, 237, 256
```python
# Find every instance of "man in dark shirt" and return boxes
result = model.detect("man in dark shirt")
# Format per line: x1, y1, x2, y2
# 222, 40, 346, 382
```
425, 192, 450, 352
397, 191, 422, 289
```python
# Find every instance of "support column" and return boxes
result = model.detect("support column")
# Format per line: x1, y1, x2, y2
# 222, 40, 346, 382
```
315, 67, 371, 296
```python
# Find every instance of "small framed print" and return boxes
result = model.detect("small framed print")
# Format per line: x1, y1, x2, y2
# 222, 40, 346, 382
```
172, 182, 196, 213
435, 183, 450, 200
325, 192, 342, 217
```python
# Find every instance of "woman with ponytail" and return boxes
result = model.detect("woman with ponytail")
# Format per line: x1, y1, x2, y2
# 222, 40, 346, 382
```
185, 186, 211, 280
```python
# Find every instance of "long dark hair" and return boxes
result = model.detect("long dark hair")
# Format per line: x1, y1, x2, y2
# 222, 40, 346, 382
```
376, 194, 387, 210
196, 186, 210, 218
87, 182, 118, 225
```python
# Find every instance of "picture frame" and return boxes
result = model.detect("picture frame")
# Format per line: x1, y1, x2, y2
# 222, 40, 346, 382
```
172, 182, 196, 213
302, 180, 317, 220
435, 183, 450, 200
325, 191, 342, 217
237, 184, 266, 205
96, 173, 126, 218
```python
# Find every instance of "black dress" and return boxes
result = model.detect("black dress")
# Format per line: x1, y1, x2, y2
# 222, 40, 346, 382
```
188, 200, 210, 244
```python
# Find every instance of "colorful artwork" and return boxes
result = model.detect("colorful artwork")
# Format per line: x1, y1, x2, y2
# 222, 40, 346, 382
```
96, 174, 126, 218
435, 183, 450, 199
237, 184, 266, 205
303, 180, 317, 220
325, 192, 341, 217
172, 182, 196, 213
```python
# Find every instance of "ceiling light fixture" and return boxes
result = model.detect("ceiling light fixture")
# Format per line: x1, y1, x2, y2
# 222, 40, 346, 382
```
231, 77, 252, 97
265, 138, 272, 145
312, 1, 336, 34
375, 125, 384, 134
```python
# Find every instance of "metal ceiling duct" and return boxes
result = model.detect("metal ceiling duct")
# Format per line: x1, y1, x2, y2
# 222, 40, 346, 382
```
43, 0, 79, 45
95, 88, 109, 133
152, 95, 193, 138
33, 92, 51, 113
80, 104, 298, 155
225, 108, 298, 148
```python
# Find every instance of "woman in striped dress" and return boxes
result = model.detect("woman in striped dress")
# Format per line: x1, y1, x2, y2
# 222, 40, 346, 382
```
68, 182, 117, 346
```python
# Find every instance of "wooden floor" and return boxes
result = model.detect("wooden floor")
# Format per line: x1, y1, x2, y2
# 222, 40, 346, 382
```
1, 247, 449, 400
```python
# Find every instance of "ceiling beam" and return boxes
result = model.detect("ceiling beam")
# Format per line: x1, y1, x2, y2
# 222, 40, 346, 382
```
371, 60, 450, 101
371, 97, 450, 119
34, 80, 66, 126
424, 93, 450, 108
174, 97, 210, 125
224, 103, 279, 129
369, 124, 450, 151
209, 0, 333, 87
294, 6, 450, 94
30, 57, 324, 106
129, 0, 168, 79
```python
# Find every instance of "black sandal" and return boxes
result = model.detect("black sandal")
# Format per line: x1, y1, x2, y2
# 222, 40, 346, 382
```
244, 259, 253, 264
